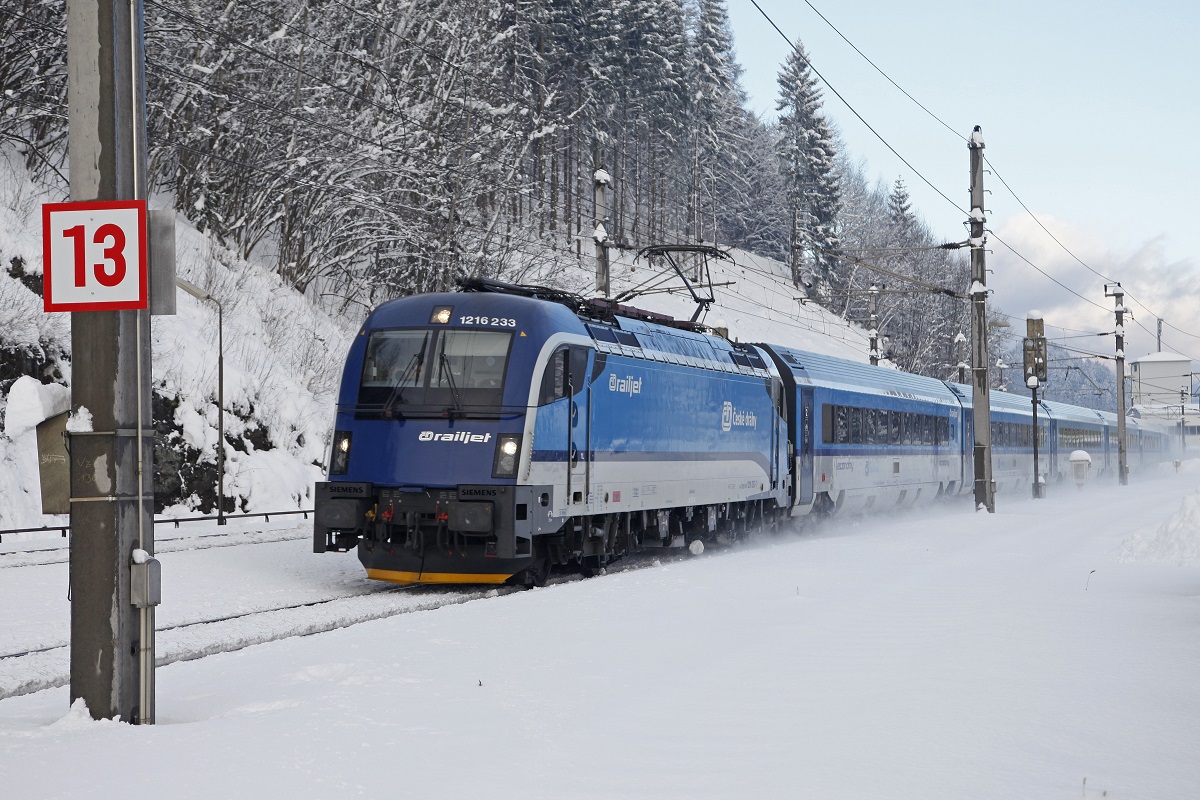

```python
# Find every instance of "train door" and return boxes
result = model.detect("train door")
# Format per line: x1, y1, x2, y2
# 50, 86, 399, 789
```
568, 348, 591, 505
962, 414, 974, 488
546, 345, 590, 506
770, 378, 782, 489
798, 387, 815, 505
1048, 418, 1059, 481
947, 413, 959, 492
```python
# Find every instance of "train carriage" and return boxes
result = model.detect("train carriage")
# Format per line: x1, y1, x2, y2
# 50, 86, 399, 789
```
1118, 415, 1172, 474
945, 383, 1051, 497
763, 345, 965, 515
1039, 399, 1108, 481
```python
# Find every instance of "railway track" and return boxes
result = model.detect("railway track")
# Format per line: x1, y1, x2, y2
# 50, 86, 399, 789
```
0, 583, 508, 701
0, 526, 311, 569
0, 531, 719, 702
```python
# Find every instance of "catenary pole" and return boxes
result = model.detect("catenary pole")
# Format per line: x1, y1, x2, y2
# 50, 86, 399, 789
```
66, 0, 155, 723
1106, 283, 1129, 485
868, 285, 879, 366
593, 167, 611, 298
968, 127, 995, 512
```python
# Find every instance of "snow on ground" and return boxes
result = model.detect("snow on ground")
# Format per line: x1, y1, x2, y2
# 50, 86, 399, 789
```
2, 471, 1199, 800
5, 149, 1197, 798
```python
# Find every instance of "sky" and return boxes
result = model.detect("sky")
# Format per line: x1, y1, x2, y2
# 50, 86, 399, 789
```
3, 466, 1200, 799
726, 0, 1200, 365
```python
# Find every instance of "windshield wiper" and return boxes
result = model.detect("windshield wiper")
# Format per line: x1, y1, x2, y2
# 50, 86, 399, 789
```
382, 348, 425, 419
438, 352, 464, 416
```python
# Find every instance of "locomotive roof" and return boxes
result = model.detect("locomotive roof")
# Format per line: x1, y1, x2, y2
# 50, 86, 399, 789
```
362, 289, 586, 331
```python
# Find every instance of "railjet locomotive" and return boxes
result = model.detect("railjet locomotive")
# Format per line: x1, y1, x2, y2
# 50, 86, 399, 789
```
313, 278, 1171, 586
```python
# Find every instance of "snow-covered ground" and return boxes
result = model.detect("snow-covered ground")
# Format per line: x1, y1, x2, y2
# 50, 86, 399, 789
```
5, 147, 1197, 799
2, 465, 1199, 800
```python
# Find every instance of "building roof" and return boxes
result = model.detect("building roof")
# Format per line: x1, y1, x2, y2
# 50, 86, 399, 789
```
1130, 351, 1190, 364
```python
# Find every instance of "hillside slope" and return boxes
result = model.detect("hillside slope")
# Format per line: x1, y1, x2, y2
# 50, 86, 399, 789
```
0, 156, 876, 532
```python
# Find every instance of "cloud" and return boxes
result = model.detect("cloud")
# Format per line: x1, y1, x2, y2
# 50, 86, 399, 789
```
987, 214, 1200, 365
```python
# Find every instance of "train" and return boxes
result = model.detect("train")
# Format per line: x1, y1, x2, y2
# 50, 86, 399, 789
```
313, 277, 1174, 586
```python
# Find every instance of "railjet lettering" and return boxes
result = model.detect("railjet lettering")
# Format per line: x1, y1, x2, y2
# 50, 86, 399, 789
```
720, 401, 758, 431
418, 431, 492, 443
608, 373, 642, 396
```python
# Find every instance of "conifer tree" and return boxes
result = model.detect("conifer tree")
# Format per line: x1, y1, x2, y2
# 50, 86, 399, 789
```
776, 42, 840, 289
687, 0, 743, 243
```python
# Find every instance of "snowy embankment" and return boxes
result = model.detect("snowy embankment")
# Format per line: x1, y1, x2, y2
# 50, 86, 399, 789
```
0, 155, 354, 531
2, 151, 874, 533
1120, 461, 1200, 564
2, 469, 1200, 800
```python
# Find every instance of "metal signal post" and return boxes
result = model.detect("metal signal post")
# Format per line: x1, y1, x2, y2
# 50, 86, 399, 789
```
968, 127, 995, 512
1106, 284, 1129, 485
1023, 315, 1048, 499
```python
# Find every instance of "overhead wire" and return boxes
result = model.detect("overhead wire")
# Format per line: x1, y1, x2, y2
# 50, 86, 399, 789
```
746, 0, 964, 216
772, 0, 1200, 350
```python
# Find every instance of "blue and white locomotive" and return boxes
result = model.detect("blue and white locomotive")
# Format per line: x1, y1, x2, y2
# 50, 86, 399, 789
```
314, 279, 787, 586
314, 278, 1174, 586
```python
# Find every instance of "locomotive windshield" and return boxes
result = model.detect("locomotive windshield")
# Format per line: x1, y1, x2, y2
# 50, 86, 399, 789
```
358, 328, 512, 417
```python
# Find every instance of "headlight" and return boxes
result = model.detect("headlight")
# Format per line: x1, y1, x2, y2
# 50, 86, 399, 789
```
330, 430, 352, 475
492, 433, 521, 478
430, 306, 453, 324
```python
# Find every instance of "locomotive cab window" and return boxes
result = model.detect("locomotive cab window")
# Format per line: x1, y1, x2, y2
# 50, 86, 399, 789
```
538, 345, 588, 406
433, 331, 508, 388
361, 330, 430, 395
358, 328, 512, 416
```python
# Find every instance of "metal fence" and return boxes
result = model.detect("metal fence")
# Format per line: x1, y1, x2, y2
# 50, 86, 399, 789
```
0, 509, 313, 543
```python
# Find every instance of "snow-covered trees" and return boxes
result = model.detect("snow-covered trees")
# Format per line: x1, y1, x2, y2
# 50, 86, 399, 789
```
775, 42, 840, 290
143, 0, 542, 299
0, 0, 68, 182
687, 0, 743, 244
0, 0, 992, 382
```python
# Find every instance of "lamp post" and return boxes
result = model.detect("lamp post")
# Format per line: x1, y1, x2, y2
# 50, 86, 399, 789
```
954, 331, 967, 383
1182, 387, 1188, 456
995, 359, 1010, 390
176, 278, 226, 525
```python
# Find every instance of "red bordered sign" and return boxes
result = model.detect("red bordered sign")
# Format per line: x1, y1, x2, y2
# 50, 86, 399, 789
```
42, 199, 148, 312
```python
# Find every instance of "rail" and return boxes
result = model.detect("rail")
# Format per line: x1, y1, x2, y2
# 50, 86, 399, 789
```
0, 509, 313, 543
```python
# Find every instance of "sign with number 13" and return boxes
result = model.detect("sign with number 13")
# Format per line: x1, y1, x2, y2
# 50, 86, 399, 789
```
42, 200, 148, 312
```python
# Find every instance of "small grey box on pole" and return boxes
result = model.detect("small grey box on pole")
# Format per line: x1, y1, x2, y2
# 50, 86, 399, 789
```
968, 126, 995, 512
